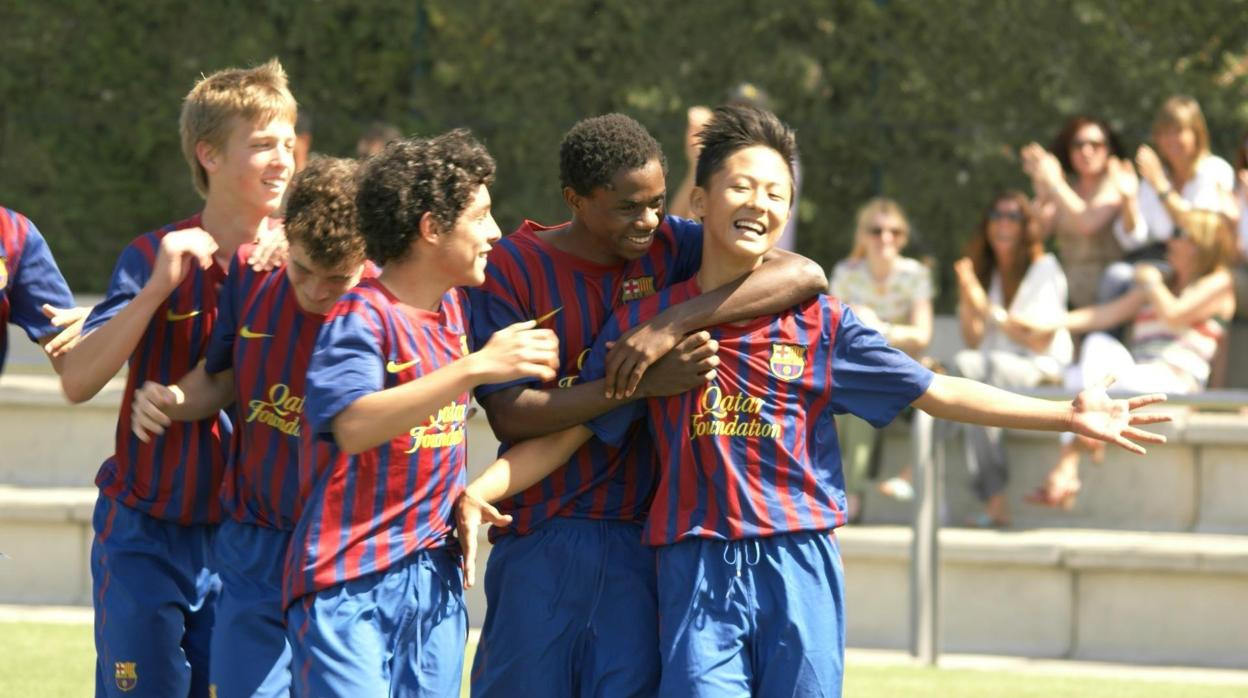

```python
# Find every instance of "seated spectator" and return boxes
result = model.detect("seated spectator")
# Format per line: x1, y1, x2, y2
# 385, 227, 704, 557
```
1022, 115, 1132, 308
1019, 208, 1236, 508
1105, 96, 1234, 302
356, 121, 401, 158
829, 197, 933, 517
952, 192, 1073, 527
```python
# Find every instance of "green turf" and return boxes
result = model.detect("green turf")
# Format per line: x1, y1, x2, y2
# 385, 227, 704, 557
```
1, 621, 1242, 698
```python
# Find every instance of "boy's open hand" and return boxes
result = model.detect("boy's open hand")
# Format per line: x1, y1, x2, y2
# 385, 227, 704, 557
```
1069, 375, 1170, 455
249, 223, 289, 271
474, 320, 559, 384
455, 489, 512, 588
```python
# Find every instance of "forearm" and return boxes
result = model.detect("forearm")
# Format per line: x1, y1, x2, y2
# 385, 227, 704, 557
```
914, 374, 1072, 431
1065, 289, 1142, 334
332, 358, 482, 454
660, 250, 826, 333
60, 288, 164, 403
167, 367, 234, 422
465, 426, 594, 502
482, 379, 630, 442
957, 301, 985, 348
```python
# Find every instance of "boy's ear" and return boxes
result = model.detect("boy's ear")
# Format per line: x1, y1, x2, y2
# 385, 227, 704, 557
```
417, 211, 441, 245
689, 186, 708, 221
195, 141, 220, 174
562, 186, 584, 216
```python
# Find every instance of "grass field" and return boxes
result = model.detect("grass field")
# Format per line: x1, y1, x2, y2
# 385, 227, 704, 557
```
2, 621, 1243, 698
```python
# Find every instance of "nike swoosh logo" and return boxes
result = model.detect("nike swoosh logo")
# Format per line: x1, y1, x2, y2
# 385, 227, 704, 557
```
386, 358, 420, 373
166, 309, 201, 322
534, 306, 563, 325
239, 326, 272, 339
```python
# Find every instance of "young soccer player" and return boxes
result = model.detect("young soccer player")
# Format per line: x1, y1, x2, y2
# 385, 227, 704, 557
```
283, 131, 560, 697
128, 156, 370, 698
0, 206, 87, 373
466, 113, 827, 697
459, 105, 1170, 698
58, 59, 297, 697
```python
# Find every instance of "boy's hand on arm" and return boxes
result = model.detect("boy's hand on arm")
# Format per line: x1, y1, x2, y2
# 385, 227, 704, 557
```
1069, 375, 1170, 454
39, 303, 91, 360
603, 316, 684, 399
455, 489, 512, 589
248, 225, 289, 271
634, 331, 718, 398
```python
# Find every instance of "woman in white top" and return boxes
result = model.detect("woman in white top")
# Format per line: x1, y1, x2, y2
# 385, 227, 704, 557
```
829, 197, 933, 519
953, 191, 1073, 527
1022, 116, 1133, 308
1017, 209, 1236, 509
1105, 96, 1234, 301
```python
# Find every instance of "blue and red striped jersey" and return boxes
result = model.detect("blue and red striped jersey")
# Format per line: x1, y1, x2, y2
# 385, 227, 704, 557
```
466, 215, 702, 537
583, 282, 934, 546
84, 215, 234, 525
0, 207, 75, 373
204, 246, 376, 530
284, 278, 472, 606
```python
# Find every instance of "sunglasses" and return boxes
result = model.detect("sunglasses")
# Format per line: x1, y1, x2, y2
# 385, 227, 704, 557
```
1071, 138, 1108, 151
868, 226, 905, 237
988, 210, 1025, 222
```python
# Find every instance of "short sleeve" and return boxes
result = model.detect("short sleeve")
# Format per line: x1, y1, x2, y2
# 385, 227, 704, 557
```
84, 241, 153, 334
466, 283, 541, 401
8, 221, 75, 342
305, 302, 385, 439
667, 216, 704, 284
204, 255, 245, 375
829, 304, 933, 428
578, 315, 644, 446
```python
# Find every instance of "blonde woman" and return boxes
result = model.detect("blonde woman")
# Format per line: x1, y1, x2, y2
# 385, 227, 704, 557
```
1105, 96, 1234, 300
953, 192, 1073, 526
829, 197, 932, 517
1019, 209, 1235, 508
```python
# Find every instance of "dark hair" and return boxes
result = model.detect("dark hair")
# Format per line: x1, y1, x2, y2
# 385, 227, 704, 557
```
285, 156, 366, 268
1051, 115, 1125, 174
962, 190, 1045, 308
694, 105, 797, 190
559, 113, 666, 196
359, 121, 401, 146
356, 129, 496, 265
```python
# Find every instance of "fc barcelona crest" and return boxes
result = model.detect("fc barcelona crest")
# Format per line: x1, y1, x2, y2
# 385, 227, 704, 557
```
620, 275, 656, 302
115, 661, 138, 691
769, 343, 806, 382
0, 256, 7, 292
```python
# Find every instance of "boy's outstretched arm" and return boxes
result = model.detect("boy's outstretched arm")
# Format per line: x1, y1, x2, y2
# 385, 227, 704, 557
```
603, 249, 826, 398
455, 426, 595, 587
913, 374, 1170, 454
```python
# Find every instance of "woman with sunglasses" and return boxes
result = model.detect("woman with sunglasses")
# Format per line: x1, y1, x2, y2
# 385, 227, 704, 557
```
1022, 116, 1134, 308
1105, 96, 1234, 302
952, 192, 1074, 527
1017, 208, 1235, 509
828, 197, 933, 518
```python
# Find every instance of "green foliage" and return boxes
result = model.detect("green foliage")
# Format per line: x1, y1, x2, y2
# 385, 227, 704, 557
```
3, 0, 1247, 301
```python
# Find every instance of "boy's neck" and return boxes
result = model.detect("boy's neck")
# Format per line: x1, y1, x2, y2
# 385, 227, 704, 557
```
378, 256, 451, 312
200, 194, 273, 263
696, 244, 763, 294
545, 217, 625, 266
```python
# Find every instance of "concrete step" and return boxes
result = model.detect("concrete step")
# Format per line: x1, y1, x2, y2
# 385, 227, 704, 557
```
0, 374, 124, 488
839, 525, 1248, 669
859, 408, 1248, 534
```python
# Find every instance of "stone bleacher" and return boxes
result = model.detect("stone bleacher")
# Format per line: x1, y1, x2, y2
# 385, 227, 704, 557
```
2, 317, 1247, 669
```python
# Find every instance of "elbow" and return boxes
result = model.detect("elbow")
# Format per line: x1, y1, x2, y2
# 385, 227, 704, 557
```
59, 369, 95, 404
485, 409, 526, 444
795, 258, 830, 295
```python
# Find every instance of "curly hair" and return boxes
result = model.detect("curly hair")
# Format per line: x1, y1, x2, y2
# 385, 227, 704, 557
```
356, 129, 496, 265
694, 105, 796, 192
284, 156, 366, 269
559, 114, 666, 196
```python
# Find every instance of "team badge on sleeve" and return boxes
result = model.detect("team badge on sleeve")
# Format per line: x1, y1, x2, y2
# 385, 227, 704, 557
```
620, 275, 656, 302
768, 343, 806, 382
114, 661, 138, 691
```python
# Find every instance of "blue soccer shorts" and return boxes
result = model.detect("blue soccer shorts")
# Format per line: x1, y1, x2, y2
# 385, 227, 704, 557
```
208, 519, 293, 698
471, 518, 660, 698
91, 494, 220, 698
286, 547, 467, 698
656, 530, 845, 698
